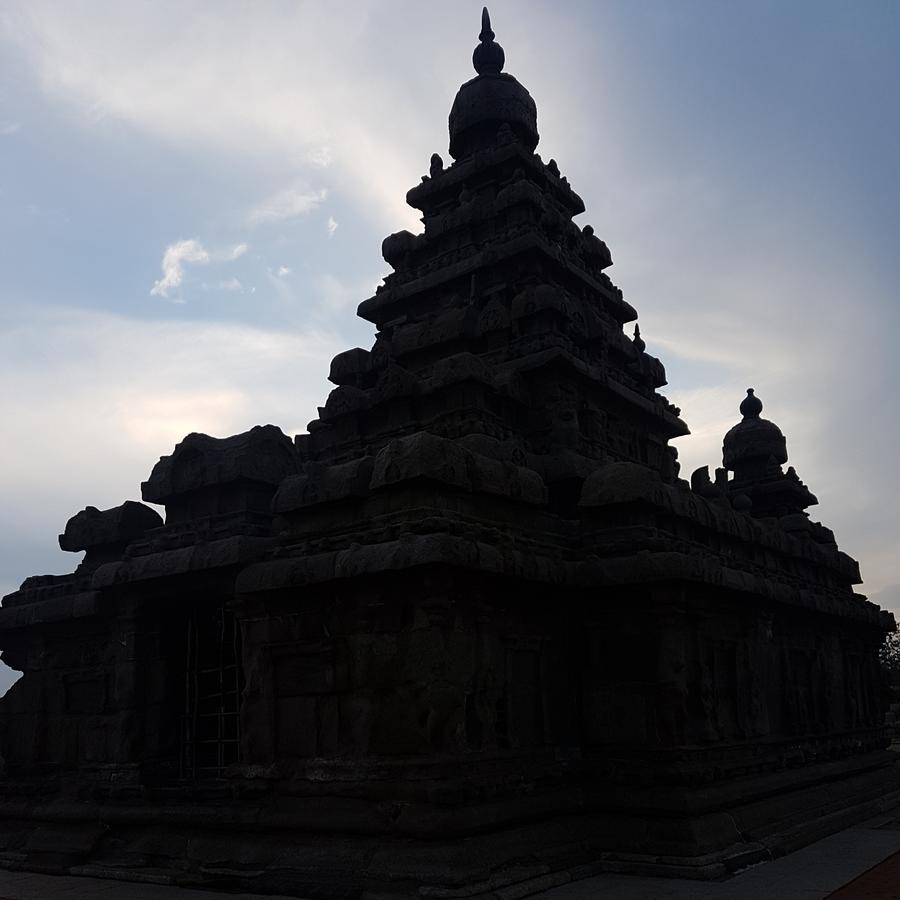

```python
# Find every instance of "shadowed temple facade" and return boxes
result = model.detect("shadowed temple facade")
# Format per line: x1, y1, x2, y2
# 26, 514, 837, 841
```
1, 11, 896, 898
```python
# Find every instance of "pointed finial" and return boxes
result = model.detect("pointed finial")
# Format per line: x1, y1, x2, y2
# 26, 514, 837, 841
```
740, 387, 763, 419
480, 7, 495, 42
633, 324, 646, 353
473, 7, 505, 75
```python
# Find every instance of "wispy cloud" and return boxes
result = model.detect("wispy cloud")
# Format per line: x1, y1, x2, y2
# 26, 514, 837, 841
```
0, 121, 20, 135
1, 2, 898, 620
150, 238, 209, 297
247, 186, 327, 226
0, 305, 345, 595
326, 215, 338, 237
0, 2, 427, 231
307, 145, 332, 168
151, 240, 248, 297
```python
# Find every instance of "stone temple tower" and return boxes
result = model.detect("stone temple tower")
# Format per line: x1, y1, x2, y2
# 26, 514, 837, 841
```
0, 10, 896, 897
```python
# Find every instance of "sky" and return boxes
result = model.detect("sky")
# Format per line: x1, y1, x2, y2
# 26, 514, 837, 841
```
1, 1, 898, 695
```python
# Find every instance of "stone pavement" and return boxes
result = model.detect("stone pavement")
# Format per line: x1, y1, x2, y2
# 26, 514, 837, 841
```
532, 806, 900, 899
0, 874, 300, 900
2, 807, 900, 900
828, 850, 900, 899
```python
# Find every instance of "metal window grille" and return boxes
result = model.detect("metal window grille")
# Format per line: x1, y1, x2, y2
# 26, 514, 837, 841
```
181, 601, 243, 778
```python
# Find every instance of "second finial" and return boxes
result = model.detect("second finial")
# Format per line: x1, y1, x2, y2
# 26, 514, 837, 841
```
473, 7, 505, 75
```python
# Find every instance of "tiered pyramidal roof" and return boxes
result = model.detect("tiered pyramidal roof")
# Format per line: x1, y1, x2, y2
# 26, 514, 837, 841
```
295, 9, 688, 521
219, 8, 868, 605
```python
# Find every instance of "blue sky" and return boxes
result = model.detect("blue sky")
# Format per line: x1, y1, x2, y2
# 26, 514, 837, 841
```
1, 1, 899, 694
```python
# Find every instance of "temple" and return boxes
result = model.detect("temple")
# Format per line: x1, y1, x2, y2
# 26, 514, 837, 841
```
0, 10, 896, 897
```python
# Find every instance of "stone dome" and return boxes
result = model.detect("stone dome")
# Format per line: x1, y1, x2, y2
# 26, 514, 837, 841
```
722, 388, 788, 470
448, 9, 539, 160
